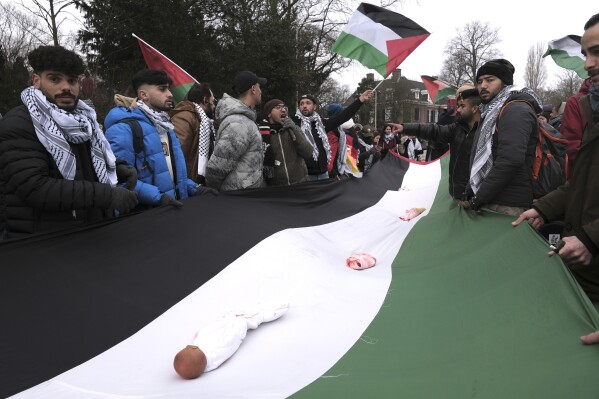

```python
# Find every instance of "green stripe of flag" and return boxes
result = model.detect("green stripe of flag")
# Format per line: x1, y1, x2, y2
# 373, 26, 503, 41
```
543, 35, 587, 79
434, 87, 456, 104
293, 156, 599, 398
170, 82, 195, 104
332, 31, 389, 77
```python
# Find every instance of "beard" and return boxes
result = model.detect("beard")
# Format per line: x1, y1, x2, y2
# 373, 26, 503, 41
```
204, 106, 215, 119
47, 92, 79, 112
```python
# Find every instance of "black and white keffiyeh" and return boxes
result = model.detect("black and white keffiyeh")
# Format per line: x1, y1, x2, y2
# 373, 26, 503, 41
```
294, 110, 331, 163
469, 85, 542, 194
21, 86, 117, 186
335, 128, 347, 173
136, 99, 174, 137
193, 103, 215, 177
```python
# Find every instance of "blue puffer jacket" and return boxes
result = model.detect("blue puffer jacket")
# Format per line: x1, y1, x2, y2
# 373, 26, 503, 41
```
104, 106, 197, 206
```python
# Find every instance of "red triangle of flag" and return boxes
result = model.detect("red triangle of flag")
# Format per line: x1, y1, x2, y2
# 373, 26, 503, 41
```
385, 34, 430, 77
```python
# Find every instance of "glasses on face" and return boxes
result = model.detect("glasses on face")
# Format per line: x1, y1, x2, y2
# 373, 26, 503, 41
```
273, 104, 287, 111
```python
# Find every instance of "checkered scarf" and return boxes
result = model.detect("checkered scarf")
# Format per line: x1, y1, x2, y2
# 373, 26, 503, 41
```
193, 103, 215, 177
21, 86, 117, 186
295, 110, 331, 163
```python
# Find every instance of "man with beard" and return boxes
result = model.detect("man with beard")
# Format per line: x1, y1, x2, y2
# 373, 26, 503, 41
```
293, 90, 374, 181
258, 99, 312, 186
513, 13, 599, 326
390, 87, 481, 201
462, 59, 542, 216
105, 69, 198, 208
0, 46, 138, 239
169, 83, 216, 184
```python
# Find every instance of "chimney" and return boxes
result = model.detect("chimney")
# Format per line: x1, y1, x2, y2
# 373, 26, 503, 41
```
366, 73, 374, 81
392, 69, 401, 82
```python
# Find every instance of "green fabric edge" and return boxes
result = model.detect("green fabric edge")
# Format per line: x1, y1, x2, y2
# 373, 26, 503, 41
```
293, 157, 599, 398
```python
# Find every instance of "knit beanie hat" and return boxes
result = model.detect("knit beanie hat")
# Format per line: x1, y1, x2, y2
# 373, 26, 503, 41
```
327, 103, 344, 118
476, 59, 515, 85
263, 98, 285, 117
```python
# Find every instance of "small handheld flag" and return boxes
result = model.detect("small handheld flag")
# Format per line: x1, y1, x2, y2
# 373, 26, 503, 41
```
543, 35, 587, 79
133, 33, 198, 103
420, 75, 456, 104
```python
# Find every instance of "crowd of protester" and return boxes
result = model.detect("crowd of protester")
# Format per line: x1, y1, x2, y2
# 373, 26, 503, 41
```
1, 13, 599, 343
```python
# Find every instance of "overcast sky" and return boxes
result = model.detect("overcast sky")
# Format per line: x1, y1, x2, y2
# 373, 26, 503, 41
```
333, 0, 591, 89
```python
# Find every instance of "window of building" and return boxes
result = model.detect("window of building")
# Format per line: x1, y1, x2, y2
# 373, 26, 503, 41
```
385, 108, 391, 121
414, 91, 420, 100
413, 107, 420, 121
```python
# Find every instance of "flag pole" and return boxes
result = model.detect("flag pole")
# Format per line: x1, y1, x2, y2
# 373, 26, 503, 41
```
132, 33, 199, 84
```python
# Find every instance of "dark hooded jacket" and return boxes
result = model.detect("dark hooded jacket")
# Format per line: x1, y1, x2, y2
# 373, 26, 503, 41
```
534, 95, 599, 302
402, 119, 477, 200
473, 92, 541, 208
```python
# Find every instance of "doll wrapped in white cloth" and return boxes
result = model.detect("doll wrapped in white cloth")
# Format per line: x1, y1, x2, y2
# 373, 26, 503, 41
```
174, 302, 289, 379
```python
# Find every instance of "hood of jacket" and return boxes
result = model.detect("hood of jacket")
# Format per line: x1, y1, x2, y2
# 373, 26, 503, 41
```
215, 93, 256, 124
168, 100, 197, 118
507, 91, 543, 114
104, 106, 149, 130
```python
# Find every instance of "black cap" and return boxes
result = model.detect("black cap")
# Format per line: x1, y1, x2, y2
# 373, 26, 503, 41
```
233, 71, 267, 94
298, 94, 317, 105
476, 59, 515, 85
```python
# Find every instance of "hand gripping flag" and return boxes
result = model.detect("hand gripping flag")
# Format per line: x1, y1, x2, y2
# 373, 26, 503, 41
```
133, 33, 198, 104
421, 75, 456, 104
332, 3, 429, 78
543, 35, 587, 79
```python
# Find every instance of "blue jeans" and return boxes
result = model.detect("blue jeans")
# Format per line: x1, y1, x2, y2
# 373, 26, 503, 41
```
307, 172, 329, 181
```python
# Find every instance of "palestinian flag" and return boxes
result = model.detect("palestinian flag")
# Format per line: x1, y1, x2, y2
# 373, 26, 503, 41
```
134, 33, 198, 103
332, 3, 430, 78
543, 35, 587, 79
3, 156, 599, 398
421, 75, 456, 104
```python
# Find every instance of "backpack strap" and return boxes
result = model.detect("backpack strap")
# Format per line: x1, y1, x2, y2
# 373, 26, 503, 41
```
117, 117, 154, 184
118, 118, 144, 154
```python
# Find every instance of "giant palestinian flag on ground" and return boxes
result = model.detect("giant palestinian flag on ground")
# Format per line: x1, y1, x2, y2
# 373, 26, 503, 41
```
332, 3, 429, 77
2, 155, 599, 398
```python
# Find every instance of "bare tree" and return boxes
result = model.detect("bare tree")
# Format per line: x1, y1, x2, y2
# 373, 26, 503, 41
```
17, 0, 79, 46
0, 2, 41, 61
524, 42, 548, 92
439, 21, 502, 86
540, 70, 584, 107
318, 77, 352, 109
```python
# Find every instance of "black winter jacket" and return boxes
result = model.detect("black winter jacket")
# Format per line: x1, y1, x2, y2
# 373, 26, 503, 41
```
472, 92, 540, 207
402, 120, 478, 200
0, 105, 114, 239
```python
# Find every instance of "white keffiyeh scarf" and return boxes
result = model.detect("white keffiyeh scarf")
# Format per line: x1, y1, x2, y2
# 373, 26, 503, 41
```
469, 85, 542, 194
294, 110, 331, 163
336, 128, 347, 173
193, 103, 215, 177
136, 99, 174, 137
21, 86, 117, 186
